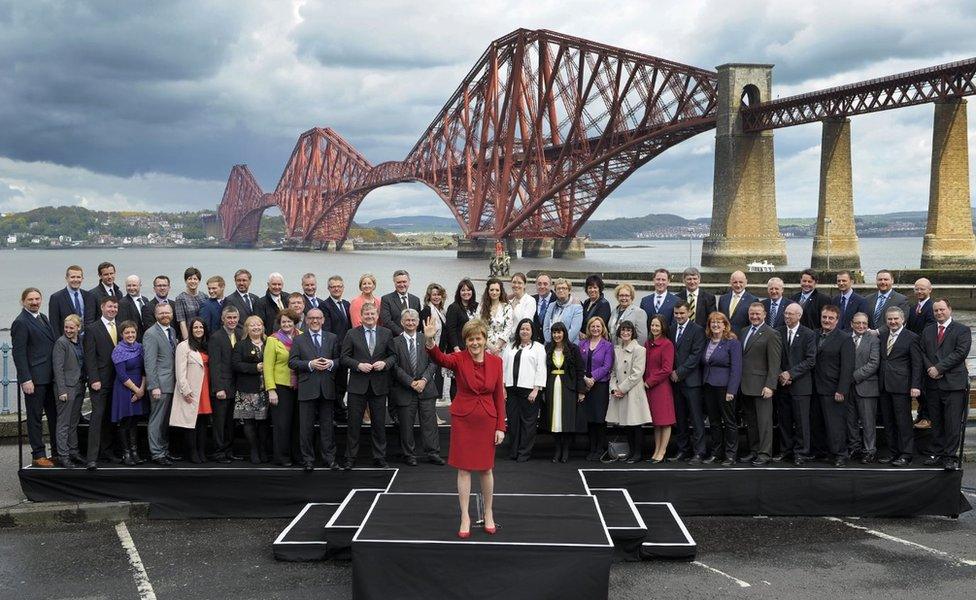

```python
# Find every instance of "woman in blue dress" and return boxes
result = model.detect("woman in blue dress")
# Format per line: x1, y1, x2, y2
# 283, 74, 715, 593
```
112, 321, 147, 466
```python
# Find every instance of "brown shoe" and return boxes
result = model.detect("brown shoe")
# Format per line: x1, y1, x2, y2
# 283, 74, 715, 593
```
32, 457, 55, 468
913, 419, 931, 430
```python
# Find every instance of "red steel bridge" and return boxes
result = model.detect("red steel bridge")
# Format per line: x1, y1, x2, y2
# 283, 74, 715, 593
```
218, 28, 976, 247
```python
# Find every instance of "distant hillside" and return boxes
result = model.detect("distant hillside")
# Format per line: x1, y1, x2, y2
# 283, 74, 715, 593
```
580, 213, 702, 238
365, 216, 461, 233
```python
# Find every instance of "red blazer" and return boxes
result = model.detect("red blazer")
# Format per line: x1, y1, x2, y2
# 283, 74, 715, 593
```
428, 345, 506, 432
644, 337, 675, 404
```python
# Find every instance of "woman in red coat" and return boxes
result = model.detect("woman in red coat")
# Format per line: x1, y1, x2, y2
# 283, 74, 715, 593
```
424, 316, 506, 538
644, 315, 676, 463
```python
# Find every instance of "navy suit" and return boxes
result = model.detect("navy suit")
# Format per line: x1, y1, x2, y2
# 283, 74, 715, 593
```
919, 320, 972, 459
669, 320, 707, 458
89, 283, 123, 318
878, 328, 922, 459
776, 324, 817, 458
11, 309, 58, 458
289, 329, 340, 465
830, 292, 868, 331
717, 291, 758, 332
790, 289, 830, 332
814, 328, 855, 459
49, 287, 97, 335
907, 300, 936, 335
640, 291, 679, 330
762, 297, 795, 329
677, 288, 717, 328
701, 337, 742, 459
322, 296, 352, 406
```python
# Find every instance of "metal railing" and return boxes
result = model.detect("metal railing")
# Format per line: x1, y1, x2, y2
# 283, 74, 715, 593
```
1, 341, 15, 414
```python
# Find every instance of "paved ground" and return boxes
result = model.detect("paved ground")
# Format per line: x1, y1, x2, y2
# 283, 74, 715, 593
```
3, 442, 975, 599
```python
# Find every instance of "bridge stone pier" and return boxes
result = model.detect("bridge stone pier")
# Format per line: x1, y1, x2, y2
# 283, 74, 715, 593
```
811, 117, 861, 269
921, 98, 976, 268
521, 239, 553, 258
701, 64, 787, 268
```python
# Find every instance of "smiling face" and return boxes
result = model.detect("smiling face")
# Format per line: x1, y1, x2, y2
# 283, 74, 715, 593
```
185, 273, 200, 292
101, 300, 119, 320
191, 320, 206, 341
511, 276, 525, 297
518, 321, 533, 343
875, 271, 893, 293
784, 303, 802, 328
360, 278, 375, 295
820, 308, 838, 332
460, 284, 473, 302
401, 312, 419, 334
222, 311, 239, 330
361, 304, 378, 327
554, 282, 570, 302
235, 273, 251, 294
616, 288, 632, 308
851, 314, 868, 335
587, 319, 604, 338
836, 273, 852, 293
288, 296, 305, 313
268, 276, 283, 296
649, 318, 663, 338
800, 273, 816, 293
551, 328, 565, 344
278, 315, 295, 335
673, 304, 689, 325
748, 304, 765, 326
709, 317, 725, 337
302, 276, 317, 296
153, 277, 170, 298
247, 319, 264, 338
729, 272, 746, 293
328, 278, 344, 300
430, 288, 444, 307
393, 274, 409, 295
63, 319, 80, 339
66, 268, 84, 290
465, 331, 485, 356
99, 265, 116, 287
488, 282, 501, 301
653, 272, 669, 293
933, 300, 950, 324
125, 276, 141, 296
155, 304, 173, 326
586, 284, 600, 301
536, 276, 551, 297
683, 272, 700, 292
122, 326, 138, 344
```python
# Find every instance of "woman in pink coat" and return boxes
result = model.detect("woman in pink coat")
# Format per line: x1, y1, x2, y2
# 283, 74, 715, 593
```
644, 315, 676, 463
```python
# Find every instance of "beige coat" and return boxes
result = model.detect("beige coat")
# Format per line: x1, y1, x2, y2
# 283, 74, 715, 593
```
606, 340, 652, 426
170, 340, 205, 429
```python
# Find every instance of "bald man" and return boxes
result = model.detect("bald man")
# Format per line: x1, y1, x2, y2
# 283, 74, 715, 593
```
717, 271, 757, 332
908, 278, 936, 429
762, 277, 795, 330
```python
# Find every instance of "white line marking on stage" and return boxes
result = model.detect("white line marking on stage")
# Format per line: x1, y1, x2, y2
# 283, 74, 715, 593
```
824, 517, 976, 567
691, 561, 751, 588
963, 491, 976, 499
115, 522, 157, 600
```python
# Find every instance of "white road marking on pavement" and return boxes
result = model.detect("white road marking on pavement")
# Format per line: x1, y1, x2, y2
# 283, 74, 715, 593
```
825, 517, 976, 567
691, 561, 752, 588
115, 522, 158, 600
963, 491, 976, 499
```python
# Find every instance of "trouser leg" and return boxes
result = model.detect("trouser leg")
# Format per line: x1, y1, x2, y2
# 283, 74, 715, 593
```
776, 389, 795, 455
148, 393, 172, 459
718, 392, 738, 459
316, 397, 336, 464
506, 388, 522, 459
879, 392, 898, 456
298, 399, 316, 464
367, 394, 387, 459
755, 396, 774, 459
521, 394, 539, 460
345, 393, 366, 460
892, 393, 914, 457
397, 401, 417, 458
702, 385, 723, 457
846, 392, 864, 456
684, 386, 707, 458
272, 386, 295, 464
791, 394, 811, 457
670, 383, 690, 455
741, 395, 759, 456
819, 394, 848, 458
418, 398, 440, 455
859, 394, 878, 454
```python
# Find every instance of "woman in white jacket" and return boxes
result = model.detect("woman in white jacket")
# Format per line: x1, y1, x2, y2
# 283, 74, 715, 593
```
481, 278, 514, 356
170, 317, 213, 463
508, 272, 537, 333
606, 320, 651, 463
503, 318, 547, 462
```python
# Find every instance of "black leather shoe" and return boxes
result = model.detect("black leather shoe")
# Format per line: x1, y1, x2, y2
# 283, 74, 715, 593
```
343, 459, 354, 471
891, 456, 911, 467
701, 455, 716, 464
428, 454, 446, 465
860, 452, 876, 464
152, 457, 173, 466
70, 455, 87, 466
625, 455, 642, 464
720, 458, 734, 467
666, 453, 689, 463
217, 456, 232, 464
405, 456, 418, 466
278, 461, 293, 467
944, 458, 960, 471
687, 456, 702, 465
303, 462, 314, 472
833, 457, 847, 467
771, 453, 791, 463
877, 455, 893, 464
922, 456, 942, 467
330, 461, 342, 471
166, 454, 183, 462
59, 458, 75, 469
737, 454, 756, 464
794, 456, 807, 466
751, 457, 770, 466
373, 459, 389, 468
86, 461, 98, 471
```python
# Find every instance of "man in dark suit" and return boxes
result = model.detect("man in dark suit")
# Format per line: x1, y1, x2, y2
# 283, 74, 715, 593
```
254, 272, 289, 335
640, 268, 679, 330
379, 270, 422, 337
324, 275, 353, 421
301, 273, 326, 316
831, 270, 868, 332
83, 296, 121, 469
762, 277, 795, 329
142, 275, 180, 340
199, 275, 227, 335
208, 305, 243, 463
877, 306, 922, 467
848, 312, 881, 463
717, 270, 757, 332
288, 308, 340, 471
776, 303, 818, 465
676, 267, 716, 328
532, 273, 556, 343
89, 261, 123, 318
340, 302, 396, 469
919, 299, 971, 471
118, 275, 150, 341
11, 287, 58, 466
49, 264, 97, 335
813, 304, 855, 467
864, 269, 911, 333
223, 268, 260, 320
791, 269, 830, 331
907, 277, 936, 429
667, 301, 707, 463
738, 302, 783, 465
390, 309, 443, 466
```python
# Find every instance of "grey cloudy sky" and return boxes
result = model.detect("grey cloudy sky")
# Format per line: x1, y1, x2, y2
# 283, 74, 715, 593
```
0, 0, 973, 221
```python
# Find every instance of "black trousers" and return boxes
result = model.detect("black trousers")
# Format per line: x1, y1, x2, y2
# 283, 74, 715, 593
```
928, 388, 967, 458
86, 387, 115, 462
506, 386, 539, 461
212, 395, 236, 458
809, 391, 828, 457
818, 394, 849, 458
396, 396, 440, 458
298, 395, 336, 465
702, 384, 737, 459
271, 385, 299, 464
346, 392, 387, 460
333, 366, 349, 421
25, 383, 57, 459
740, 394, 775, 459
776, 390, 811, 457
671, 383, 706, 458
879, 391, 914, 458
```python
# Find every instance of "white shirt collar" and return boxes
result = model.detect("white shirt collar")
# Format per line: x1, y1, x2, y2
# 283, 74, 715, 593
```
940, 317, 953, 328
788, 324, 799, 334
890, 327, 902, 336
101, 316, 115, 327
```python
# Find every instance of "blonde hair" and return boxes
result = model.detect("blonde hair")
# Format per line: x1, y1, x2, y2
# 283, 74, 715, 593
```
585, 316, 609, 340
461, 318, 488, 342
553, 277, 572, 291
358, 273, 377, 290
243, 315, 266, 339
614, 283, 636, 299
63, 314, 82, 329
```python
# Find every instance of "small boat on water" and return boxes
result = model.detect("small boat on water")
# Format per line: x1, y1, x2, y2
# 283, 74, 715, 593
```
747, 260, 775, 273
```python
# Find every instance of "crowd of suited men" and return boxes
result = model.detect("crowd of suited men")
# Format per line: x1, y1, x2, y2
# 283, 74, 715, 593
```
9, 260, 971, 472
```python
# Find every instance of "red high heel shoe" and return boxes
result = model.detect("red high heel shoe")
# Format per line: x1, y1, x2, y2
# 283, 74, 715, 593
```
483, 523, 497, 535
458, 529, 471, 539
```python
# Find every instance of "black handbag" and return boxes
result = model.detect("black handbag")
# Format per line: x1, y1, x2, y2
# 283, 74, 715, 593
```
603, 436, 630, 462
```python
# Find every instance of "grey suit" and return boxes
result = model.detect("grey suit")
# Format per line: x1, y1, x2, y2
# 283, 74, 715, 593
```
738, 323, 782, 460
390, 332, 440, 460
143, 323, 177, 459
847, 332, 880, 456
864, 290, 911, 332
52, 335, 85, 461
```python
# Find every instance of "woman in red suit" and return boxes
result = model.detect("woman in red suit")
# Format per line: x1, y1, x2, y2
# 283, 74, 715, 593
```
643, 315, 676, 463
424, 316, 506, 538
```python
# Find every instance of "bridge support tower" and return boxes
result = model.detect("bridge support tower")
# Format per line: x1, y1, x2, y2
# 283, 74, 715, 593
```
552, 237, 586, 259
921, 98, 976, 268
811, 118, 861, 270
522, 239, 553, 258
457, 238, 492, 259
701, 64, 787, 268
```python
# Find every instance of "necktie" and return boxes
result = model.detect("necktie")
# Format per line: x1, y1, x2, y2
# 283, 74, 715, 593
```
312, 332, 321, 351
819, 333, 828, 348
311, 297, 319, 309
108, 321, 117, 345
687, 293, 696, 316
655, 296, 662, 312
230, 331, 236, 348
937, 324, 945, 345
107, 287, 114, 297
854, 334, 861, 349
400, 295, 408, 310
840, 295, 848, 315
746, 325, 757, 347
165, 327, 175, 351
886, 333, 896, 355
730, 294, 740, 316
134, 296, 143, 312
770, 301, 778, 325
916, 303, 922, 315
274, 296, 283, 310
788, 329, 794, 347
366, 329, 375, 354
873, 294, 886, 325
539, 297, 549, 319
73, 291, 83, 316
336, 300, 346, 319
243, 293, 252, 312
676, 324, 684, 344
408, 336, 417, 373
799, 294, 808, 306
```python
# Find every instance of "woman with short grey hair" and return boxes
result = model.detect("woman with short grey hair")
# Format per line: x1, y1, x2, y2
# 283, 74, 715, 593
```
52, 314, 86, 468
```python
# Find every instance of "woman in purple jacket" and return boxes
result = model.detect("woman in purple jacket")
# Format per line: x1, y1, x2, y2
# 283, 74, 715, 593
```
578, 316, 614, 460
701, 312, 742, 466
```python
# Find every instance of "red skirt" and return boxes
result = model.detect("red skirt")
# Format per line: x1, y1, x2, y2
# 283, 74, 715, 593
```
448, 402, 497, 471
